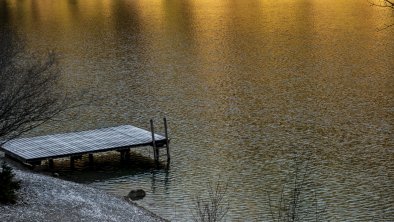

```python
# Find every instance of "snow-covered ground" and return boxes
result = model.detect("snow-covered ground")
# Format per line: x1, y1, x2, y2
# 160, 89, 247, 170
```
0, 169, 166, 222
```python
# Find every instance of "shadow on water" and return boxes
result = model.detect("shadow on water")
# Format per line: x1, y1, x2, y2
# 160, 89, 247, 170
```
34, 151, 169, 184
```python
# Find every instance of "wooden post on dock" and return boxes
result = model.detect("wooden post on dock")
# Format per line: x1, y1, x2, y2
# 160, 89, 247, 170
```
150, 119, 159, 163
163, 117, 170, 162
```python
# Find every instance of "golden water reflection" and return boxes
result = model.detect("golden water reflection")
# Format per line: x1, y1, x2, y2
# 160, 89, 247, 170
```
1, 0, 393, 221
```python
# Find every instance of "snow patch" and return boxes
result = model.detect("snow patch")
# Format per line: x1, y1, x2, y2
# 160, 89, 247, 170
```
0, 170, 165, 222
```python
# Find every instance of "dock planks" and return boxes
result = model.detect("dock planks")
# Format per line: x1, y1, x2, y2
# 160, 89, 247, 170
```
0, 125, 167, 163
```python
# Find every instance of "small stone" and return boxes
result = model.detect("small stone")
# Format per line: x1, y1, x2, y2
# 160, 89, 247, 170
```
127, 189, 146, 200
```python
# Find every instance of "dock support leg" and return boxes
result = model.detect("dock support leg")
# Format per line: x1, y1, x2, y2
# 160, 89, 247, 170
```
70, 156, 75, 170
120, 151, 124, 162
30, 160, 41, 168
88, 154, 94, 167
125, 149, 130, 161
150, 119, 159, 164
120, 149, 130, 163
164, 117, 170, 162
48, 159, 54, 169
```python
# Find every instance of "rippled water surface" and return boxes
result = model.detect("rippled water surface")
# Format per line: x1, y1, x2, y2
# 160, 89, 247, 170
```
1, 0, 393, 220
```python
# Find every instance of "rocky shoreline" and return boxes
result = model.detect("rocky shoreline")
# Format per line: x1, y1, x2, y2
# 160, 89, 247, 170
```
0, 159, 167, 222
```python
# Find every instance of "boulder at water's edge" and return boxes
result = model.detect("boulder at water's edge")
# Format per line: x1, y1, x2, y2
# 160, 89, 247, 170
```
128, 189, 146, 200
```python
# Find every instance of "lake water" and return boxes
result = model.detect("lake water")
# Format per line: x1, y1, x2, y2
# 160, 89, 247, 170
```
1, 0, 393, 220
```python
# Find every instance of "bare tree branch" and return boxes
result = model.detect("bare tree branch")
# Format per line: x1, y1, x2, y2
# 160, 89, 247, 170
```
369, 0, 394, 8
192, 180, 229, 222
0, 29, 72, 144
368, 0, 394, 30
267, 151, 327, 222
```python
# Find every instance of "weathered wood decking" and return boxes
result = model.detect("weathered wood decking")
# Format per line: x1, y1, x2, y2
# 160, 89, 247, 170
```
0, 122, 170, 166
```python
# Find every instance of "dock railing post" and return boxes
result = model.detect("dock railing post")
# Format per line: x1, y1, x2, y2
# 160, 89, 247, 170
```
163, 117, 170, 162
150, 119, 159, 164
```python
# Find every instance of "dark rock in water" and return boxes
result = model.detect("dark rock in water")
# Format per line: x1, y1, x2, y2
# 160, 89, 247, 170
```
52, 172, 59, 177
128, 189, 146, 200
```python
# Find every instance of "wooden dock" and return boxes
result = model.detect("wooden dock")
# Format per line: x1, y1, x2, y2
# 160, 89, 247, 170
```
0, 119, 170, 168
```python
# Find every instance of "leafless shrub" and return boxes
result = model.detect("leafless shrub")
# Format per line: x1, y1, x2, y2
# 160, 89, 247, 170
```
0, 29, 71, 143
369, 0, 394, 9
192, 180, 229, 222
267, 153, 326, 222
369, 0, 394, 30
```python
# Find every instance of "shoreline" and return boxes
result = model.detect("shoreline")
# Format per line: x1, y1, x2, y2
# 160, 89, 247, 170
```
0, 157, 167, 222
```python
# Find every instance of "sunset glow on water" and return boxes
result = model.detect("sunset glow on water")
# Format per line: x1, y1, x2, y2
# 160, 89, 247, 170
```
1, 0, 393, 220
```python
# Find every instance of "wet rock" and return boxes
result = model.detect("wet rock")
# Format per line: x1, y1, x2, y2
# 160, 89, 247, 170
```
128, 189, 146, 200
